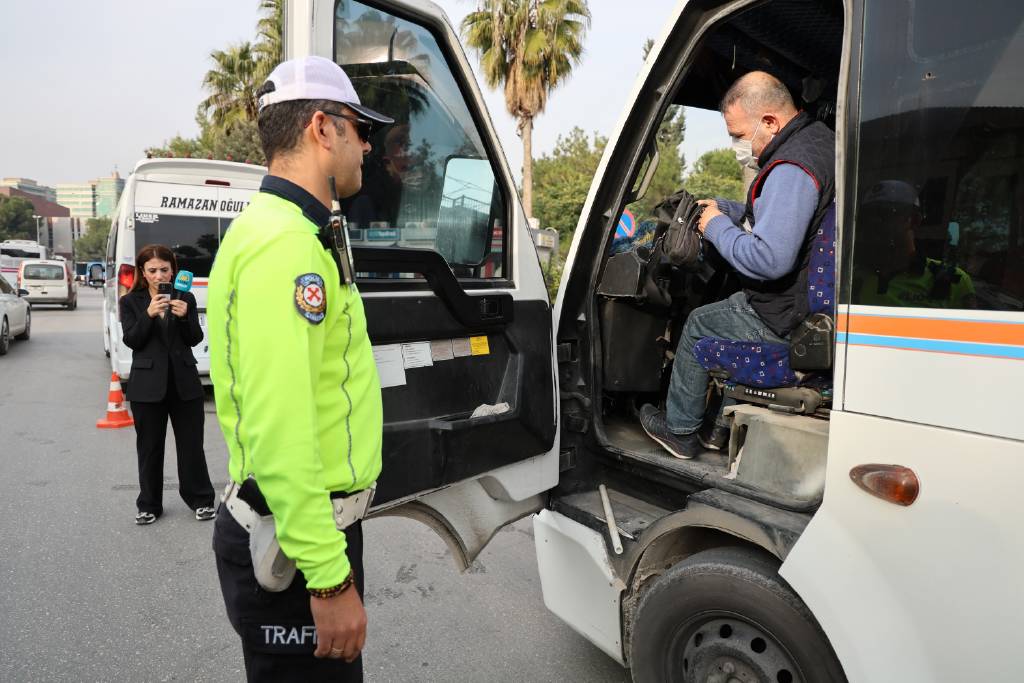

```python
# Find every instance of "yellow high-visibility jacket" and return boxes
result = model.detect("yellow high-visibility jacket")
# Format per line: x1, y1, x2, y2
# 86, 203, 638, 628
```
208, 190, 382, 589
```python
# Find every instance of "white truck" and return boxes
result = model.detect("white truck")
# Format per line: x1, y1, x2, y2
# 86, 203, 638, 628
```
285, 1, 1024, 681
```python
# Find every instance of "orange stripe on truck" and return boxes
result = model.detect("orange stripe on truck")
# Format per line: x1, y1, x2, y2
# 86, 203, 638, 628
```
842, 313, 1024, 346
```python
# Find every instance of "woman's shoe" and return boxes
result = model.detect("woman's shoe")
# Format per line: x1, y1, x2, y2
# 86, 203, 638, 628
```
195, 506, 216, 521
135, 512, 157, 525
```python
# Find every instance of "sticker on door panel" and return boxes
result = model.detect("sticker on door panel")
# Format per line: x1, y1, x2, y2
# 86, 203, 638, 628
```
401, 342, 433, 368
452, 338, 472, 357
470, 336, 490, 356
430, 340, 455, 362
372, 345, 406, 388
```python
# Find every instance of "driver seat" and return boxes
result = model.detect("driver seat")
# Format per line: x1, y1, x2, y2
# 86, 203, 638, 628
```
692, 202, 836, 414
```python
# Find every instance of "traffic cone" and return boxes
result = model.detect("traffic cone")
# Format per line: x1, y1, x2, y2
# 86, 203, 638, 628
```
96, 372, 134, 429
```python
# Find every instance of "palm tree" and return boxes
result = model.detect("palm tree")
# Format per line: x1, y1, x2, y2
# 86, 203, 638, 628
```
200, 42, 261, 130
254, 0, 283, 81
461, 0, 591, 218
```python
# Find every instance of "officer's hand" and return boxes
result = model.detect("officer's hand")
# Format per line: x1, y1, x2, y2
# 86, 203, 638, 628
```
147, 294, 170, 318
697, 199, 722, 234
169, 299, 188, 318
311, 587, 367, 662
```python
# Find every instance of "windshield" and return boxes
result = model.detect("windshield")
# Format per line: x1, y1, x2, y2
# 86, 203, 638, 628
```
335, 1, 506, 277
24, 264, 65, 280
134, 213, 221, 277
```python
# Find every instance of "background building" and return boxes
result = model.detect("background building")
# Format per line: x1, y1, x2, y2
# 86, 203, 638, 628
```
0, 187, 69, 220
45, 217, 82, 260
55, 171, 124, 219
56, 182, 96, 219
95, 172, 124, 217
0, 177, 57, 203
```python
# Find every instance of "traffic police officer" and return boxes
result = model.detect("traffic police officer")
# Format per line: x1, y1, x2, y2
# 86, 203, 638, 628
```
207, 56, 392, 681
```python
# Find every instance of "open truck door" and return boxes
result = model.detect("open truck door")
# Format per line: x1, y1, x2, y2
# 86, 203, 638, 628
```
291, 0, 558, 569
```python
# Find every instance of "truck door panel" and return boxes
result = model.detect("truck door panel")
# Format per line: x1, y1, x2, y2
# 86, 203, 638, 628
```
292, 0, 559, 522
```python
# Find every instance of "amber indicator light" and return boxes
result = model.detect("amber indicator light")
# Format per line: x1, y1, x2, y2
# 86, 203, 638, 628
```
849, 464, 920, 506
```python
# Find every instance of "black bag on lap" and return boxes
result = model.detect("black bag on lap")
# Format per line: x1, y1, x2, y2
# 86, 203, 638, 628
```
654, 187, 704, 266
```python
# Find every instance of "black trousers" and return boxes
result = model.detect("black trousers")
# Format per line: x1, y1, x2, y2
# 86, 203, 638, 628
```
130, 375, 214, 516
213, 506, 365, 682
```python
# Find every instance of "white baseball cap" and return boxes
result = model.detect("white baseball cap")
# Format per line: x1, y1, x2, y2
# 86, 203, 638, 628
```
256, 56, 394, 127
862, 180, 920, 208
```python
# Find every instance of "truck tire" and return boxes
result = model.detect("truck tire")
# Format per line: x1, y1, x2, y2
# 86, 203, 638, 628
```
630, 546, 846, 683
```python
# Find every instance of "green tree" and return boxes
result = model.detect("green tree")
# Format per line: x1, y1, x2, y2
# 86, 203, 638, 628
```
148, 2, 283, 163
0, 196, 36, 241
254, 0, 283, 81
532, 127, 606, 239
684, 148, 744, 201
461, 0, 592, 218
199, 41, 260, 133
75, 217, 111, 261
144, 131, 209, 160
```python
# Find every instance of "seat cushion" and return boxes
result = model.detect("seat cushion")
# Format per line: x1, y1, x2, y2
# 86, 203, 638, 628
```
693, 337, 797, 388
807, 202, 836, 316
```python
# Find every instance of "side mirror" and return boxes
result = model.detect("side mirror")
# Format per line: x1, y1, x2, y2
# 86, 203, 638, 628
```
435, 157, 496, 266
17, 289, 29, 297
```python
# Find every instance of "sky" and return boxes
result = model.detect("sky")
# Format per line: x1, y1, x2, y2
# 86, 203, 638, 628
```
0, 0, 729, 190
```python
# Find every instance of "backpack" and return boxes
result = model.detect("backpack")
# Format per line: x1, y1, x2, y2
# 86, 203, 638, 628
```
654, 188, 705, 266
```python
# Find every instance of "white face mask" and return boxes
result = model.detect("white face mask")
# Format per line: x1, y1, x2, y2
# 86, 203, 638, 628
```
731, 119, 765, 170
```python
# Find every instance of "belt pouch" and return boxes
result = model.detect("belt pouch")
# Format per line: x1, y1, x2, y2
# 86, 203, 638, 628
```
249, 514, 297, 592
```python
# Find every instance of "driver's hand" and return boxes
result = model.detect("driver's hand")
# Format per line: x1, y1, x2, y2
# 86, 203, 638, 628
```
697, 199, 722, 234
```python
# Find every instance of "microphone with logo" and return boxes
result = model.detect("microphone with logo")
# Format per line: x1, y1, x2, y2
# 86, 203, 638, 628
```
172, 270, 193, 319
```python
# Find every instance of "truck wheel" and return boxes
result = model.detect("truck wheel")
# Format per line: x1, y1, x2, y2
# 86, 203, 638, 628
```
0, 317, 9, 355
630, 546, 846, 683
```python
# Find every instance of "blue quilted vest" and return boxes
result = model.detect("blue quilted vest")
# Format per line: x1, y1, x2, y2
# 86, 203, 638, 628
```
740, 112, 836, 337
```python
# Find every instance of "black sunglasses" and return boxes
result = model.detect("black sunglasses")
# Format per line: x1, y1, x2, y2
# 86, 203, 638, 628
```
322, 110, 373, 142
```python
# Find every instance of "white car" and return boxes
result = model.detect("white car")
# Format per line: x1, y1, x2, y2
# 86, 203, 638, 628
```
0, 275, 30, 355
18, 258, 77, 309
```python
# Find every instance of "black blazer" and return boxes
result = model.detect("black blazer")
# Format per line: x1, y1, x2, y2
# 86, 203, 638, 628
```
119, 289, 204, 403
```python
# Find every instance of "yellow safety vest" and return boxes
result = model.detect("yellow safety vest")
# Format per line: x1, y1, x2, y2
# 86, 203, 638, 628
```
208, 191, 382, 588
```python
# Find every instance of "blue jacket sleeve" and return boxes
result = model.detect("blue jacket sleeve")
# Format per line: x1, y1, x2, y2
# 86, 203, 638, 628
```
715, 198, 747, 225
704, 164, 819, 281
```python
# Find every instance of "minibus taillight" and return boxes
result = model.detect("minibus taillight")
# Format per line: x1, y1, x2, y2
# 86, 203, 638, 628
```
118, 264, 135, 297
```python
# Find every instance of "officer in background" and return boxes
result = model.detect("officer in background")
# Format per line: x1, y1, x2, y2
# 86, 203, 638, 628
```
207, 56, 392, 681
853, 179, 976, 309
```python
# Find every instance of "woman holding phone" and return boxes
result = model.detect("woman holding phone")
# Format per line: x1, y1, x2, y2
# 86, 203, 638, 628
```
119, 244, 216, 525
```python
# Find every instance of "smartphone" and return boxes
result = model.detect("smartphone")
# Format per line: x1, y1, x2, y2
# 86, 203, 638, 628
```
157, 282, 172, 298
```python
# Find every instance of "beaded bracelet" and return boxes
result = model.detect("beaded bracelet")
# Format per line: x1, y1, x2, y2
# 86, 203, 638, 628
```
308, 572, 355, 599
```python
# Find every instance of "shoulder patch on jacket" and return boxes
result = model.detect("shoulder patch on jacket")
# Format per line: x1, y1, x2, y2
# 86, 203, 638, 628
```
294, 273, 326, 324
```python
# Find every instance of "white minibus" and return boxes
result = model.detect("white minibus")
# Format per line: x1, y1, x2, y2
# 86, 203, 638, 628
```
1, 240, 49, 289
103, 158, 266, 385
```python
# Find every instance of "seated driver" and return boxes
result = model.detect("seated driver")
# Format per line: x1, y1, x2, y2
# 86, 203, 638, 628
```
641, 71, 836, 459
